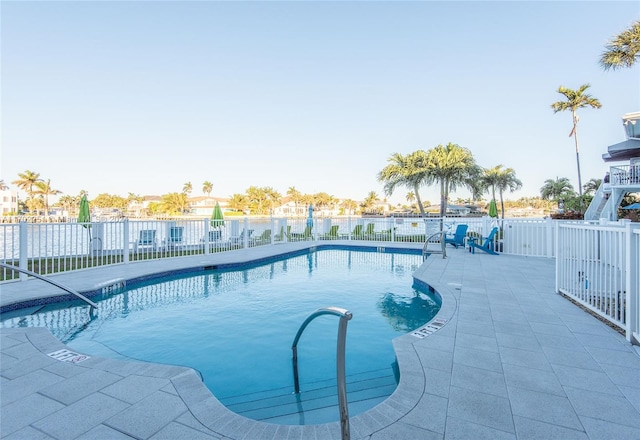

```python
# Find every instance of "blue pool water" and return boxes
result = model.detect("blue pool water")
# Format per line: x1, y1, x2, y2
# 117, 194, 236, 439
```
1, 249, 440, 424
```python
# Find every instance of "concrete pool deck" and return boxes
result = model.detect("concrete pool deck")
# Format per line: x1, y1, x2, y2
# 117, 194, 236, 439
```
1, 242, 640, 439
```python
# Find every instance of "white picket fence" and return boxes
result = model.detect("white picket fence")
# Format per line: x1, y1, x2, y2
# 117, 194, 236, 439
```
1, 216, 638, 345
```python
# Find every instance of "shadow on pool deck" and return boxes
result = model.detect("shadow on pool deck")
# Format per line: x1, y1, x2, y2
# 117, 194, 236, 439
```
1, 242, 640, 439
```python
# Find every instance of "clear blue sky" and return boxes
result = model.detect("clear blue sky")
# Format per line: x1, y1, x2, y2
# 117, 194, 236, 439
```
2, 1, 639, 206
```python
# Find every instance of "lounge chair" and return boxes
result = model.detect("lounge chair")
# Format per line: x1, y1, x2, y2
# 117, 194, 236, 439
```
444, 224, 468, 248
290, 225, 313, 241
135, 229, 157, 251
274, 225, 291, 241
319, 225, 339, 240
468, 227, 499, 255
363, 223, 376, 239
167, 226, 184, 249
230, 229, 254, 246
254, 229, 272, 245
341, 224, 364, 240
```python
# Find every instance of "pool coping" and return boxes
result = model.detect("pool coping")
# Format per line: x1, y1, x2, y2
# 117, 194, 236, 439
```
1, 241, 451, 439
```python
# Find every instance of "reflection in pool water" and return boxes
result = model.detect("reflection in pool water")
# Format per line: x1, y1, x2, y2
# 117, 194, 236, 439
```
1, 249, 440, 424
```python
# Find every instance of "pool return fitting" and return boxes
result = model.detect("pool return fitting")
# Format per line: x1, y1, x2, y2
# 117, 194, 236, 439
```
292, 306, 352, 440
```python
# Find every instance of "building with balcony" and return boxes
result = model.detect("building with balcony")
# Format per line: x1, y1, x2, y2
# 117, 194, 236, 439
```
585, 111, 640, 220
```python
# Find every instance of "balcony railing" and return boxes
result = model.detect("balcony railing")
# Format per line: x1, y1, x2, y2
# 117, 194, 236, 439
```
610, 164, 640, 186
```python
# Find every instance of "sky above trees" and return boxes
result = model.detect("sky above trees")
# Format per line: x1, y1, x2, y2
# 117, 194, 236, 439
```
2, 2, 638, 205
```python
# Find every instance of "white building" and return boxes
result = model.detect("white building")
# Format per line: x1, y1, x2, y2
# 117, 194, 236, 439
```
585, 111, 640, 220
0, 190, 19, 216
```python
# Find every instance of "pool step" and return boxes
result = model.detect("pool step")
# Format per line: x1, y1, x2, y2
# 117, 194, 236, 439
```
223, 368, 397, 425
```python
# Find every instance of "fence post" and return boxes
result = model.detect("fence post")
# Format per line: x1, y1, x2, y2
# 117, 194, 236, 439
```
19, 221, 28, 281
546, 217, 554, 258
123, 219, 130, 264
204, 218, 210, 255
243, 217, 249, 248
625, 222, 637, 343
555, 221, 561, 294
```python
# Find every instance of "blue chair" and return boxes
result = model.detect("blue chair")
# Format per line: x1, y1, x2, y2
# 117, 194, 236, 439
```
444, 224, 468, 248
468, 227, 499, 255
135, 230, 157, 251
167, 226, 184, 249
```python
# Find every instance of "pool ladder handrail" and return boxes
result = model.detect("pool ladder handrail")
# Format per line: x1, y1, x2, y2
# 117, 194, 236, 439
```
423, 230, 447, 259
0, 262, 98, 313
292, 306, 352, 440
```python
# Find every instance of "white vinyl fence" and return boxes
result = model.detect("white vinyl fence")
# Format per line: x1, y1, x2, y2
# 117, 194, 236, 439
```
556, 221, 639, 344
2, 215, 638, 344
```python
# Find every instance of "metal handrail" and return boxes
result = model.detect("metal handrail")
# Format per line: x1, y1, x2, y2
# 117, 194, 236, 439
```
0, 262, 98, 312
423, 231, 447, 259
292, 306, 352, 440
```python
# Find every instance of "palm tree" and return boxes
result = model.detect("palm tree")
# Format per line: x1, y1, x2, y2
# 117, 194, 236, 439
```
551, 84, 602, 210
202, 181, 213, 197
492, 166, 522, 219
12, 170, 42, 213
228, 193, 249, 213
583, 178, 602, 196
33, 179, 61, 215
340, 199, 358, 215
0, 180, 8, 191
161, 192, 188, 215
405, 192, 416, 210
540, 177, 576, 209
424, 143, 478, 219
378, 151, 430, 216
600, 20, 640, 70
55, 195, 78, 216
360, 191, 378, 213
287, 187, 303, 208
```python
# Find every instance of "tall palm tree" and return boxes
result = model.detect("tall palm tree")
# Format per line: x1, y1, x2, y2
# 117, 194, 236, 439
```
424, 143, 478, 219
493, 166, 522, 219
33, 179, 61, 215
600, 20, 640, 70
540, 177, 576, 209
378, 151, 429, 216
202, 181, 213, 197
551, 84, 602, 210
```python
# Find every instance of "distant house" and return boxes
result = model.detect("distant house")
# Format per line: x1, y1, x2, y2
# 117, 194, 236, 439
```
188, 196, 230, 216
0, 190, 19, 215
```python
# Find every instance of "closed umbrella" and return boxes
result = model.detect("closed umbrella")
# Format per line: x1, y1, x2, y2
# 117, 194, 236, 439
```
306, 204, 314, 228
622, 202, 640, 210
78, 195, 91, 227
210, 202, 225, 228
488, 199, 498, 218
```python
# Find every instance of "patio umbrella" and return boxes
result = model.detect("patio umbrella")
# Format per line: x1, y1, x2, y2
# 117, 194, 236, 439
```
210, 202, 225, 229
488, 199, 498, 218
622, 202, 640, 210
306, 204, 314, 228
78, 195, 91, 228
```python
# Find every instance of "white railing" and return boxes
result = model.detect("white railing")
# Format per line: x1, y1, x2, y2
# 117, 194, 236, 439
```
610, 164, 640, 186
2, 214, 638, 345
0, 216, 573, 281
556, 221, 639, 344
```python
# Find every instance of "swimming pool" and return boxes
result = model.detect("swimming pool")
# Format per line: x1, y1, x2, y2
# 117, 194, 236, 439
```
1, 248, 440, 425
